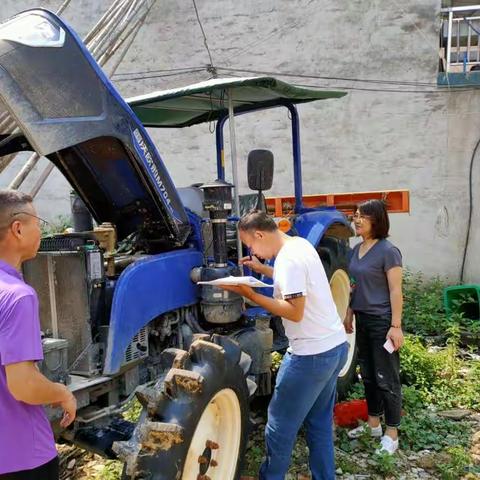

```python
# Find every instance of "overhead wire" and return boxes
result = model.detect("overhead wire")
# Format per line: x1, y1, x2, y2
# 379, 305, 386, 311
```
113, 68, 206, 82
292, 82, 452, 94
214, 66, 480, 93
113, 66, 206, 76
191, 0, 215, 73
215, 66, 438, 87
110, 64, 440, 88
111, 64, 480, 94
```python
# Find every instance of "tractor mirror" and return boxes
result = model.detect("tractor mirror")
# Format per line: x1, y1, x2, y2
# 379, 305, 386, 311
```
247, 149, 274, 191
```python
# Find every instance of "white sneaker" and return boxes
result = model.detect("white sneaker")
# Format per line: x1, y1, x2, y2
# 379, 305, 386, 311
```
347, 423, 383, 439
375, 435, 399, 455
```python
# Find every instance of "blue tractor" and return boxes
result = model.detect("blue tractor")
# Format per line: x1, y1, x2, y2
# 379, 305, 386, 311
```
0, 9, 357, 480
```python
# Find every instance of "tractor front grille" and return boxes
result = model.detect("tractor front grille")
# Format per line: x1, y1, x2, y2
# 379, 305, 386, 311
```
39, 234, 96, 252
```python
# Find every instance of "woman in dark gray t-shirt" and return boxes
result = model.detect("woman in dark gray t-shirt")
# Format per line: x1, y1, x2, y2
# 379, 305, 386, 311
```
344, 199, 403, 455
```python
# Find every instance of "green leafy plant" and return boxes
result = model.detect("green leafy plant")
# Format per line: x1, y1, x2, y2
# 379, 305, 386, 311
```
98, 460, 123, 479
271, 351, 283, 373
335, 453, 362, 474
355, 423, 379, 452
400, 412, 472, 452
335, 427, 353, 453
345, 381, 364, 401
400, 333, 480, 410
403, 271, 480, 340
372, 451, 398, 477
242, 442, 264, 476
449, 293, 480, 335
437, 446, 472, 480
122, 398, 142, 422
400, 335, 445, 400
401, 384, 425, 413
402, 271, 452, 338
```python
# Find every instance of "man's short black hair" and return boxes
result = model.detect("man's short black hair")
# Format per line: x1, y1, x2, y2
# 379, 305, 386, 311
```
238, 210, 278, 232
0, 189, 33, 239
356, 199, 390, 239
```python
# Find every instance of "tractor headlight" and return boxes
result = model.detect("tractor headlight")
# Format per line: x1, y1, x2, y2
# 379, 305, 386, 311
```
0, 14, 65, 48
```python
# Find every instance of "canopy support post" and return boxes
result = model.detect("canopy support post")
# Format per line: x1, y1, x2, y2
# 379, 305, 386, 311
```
227, 88, 244, 271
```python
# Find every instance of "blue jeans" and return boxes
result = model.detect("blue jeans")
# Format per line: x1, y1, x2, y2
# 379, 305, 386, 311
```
259, 342, 348, 480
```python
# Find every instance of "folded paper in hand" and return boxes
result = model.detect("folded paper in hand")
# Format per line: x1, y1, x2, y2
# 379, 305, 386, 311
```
197, 275, 273, 288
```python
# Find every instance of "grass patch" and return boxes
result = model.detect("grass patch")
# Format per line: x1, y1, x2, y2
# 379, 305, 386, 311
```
400, 331, 480, 411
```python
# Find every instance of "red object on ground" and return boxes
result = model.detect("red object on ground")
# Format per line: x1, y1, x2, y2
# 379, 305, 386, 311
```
334, 399, 368, 428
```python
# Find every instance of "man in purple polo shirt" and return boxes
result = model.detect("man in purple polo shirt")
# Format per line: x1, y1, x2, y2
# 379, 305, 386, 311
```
0, 190, 76, 479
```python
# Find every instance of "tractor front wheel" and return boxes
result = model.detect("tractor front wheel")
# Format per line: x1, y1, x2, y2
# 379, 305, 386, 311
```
115, 334, 254, 480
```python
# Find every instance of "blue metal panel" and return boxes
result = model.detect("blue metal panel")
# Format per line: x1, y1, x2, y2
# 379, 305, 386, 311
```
293, 209, 352, 249
59, 10, 191, 241
244, 306, 271, 320
184, 209, 204, 251
103, 249, 203, 375
437, 71, 480, 86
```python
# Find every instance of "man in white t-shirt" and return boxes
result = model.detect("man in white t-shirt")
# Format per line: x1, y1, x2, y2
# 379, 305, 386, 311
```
218, 210, 348, 480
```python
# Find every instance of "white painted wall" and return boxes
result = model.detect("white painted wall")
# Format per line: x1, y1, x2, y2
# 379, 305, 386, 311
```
1, 0, 479, 282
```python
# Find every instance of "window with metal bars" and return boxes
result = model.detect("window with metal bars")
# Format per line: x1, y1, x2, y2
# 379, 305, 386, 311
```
439, 3, 480, 73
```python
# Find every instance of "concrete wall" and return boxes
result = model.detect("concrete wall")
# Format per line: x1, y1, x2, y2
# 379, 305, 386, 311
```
1, 0, 479, 282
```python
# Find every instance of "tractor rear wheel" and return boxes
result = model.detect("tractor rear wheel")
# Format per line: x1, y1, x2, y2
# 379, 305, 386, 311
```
115, 334, 255, 480
317, 236, 358, 398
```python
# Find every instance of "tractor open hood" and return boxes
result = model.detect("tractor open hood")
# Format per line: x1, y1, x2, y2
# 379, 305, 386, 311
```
127, 77, 347, 128
0, 9, 189, 245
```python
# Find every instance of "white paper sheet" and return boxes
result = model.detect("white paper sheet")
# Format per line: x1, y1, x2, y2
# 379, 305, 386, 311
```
197, 275, 273, 288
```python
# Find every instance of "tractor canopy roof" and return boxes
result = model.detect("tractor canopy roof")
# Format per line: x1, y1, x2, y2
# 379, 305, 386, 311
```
127, 76, 346, 128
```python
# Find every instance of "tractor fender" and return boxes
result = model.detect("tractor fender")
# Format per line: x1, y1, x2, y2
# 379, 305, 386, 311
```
293, 209, 354, 248
103, 249, 203, 375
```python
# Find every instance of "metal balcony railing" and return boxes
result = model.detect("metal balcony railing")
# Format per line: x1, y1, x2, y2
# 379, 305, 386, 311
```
440, 4, 480, 73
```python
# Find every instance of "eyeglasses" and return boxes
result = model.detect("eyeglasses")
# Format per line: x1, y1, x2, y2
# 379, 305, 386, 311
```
11, 211, 51, 229
352, 213, 371, 221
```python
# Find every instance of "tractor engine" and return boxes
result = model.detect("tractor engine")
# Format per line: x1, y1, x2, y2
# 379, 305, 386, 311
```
192, 180, 243, 324
190, 178, 274, 395
22, 231, 150, 415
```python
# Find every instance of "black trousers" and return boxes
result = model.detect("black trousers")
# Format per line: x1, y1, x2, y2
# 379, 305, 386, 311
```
355, 312, 402, 427
0, 457, 59, 480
